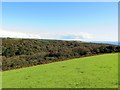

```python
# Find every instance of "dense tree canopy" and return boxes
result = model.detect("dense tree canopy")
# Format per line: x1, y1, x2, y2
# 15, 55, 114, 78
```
1, 38, 120, 71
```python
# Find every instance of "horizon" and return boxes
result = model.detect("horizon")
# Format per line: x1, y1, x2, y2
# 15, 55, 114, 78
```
2, 2, 118, 41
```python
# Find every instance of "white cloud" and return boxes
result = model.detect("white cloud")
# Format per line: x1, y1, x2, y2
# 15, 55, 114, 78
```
37, 32, 93, 41
0, 29, 41, 39
0, 29, 93, 41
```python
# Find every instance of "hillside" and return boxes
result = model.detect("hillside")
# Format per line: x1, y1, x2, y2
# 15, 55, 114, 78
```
1, 38, 120, 70
2, 53, 118, 88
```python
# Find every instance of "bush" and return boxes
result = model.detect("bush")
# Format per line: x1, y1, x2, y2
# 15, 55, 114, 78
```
2, 38, 120, 70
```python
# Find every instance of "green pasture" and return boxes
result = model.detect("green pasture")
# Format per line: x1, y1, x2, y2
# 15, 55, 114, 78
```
2, 53, 118, 88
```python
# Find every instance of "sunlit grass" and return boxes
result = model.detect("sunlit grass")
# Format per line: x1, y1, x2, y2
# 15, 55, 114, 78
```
2, 53, 118, 88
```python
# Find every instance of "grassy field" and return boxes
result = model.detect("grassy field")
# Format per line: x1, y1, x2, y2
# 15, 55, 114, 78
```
0, 72, 2, 89
2, 53, 118, 88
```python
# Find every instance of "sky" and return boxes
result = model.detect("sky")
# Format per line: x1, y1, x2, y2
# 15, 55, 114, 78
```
2, 2, 118, 41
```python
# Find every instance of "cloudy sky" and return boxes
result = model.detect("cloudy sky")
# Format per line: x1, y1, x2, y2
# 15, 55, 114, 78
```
2, 2, 118, 41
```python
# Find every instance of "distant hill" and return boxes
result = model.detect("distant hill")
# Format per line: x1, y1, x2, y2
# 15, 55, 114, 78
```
92, 41, 119, 45
1, 38, 120, 71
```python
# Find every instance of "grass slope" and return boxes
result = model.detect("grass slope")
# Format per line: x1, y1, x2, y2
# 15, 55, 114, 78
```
2, 53, 118, 88
0, 72, 2, 89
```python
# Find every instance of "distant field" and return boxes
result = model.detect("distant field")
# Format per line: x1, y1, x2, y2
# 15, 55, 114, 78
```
2, 53, 118, 88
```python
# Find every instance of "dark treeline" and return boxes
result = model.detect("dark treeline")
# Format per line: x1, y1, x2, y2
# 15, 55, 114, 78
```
1, 38, 120, 71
